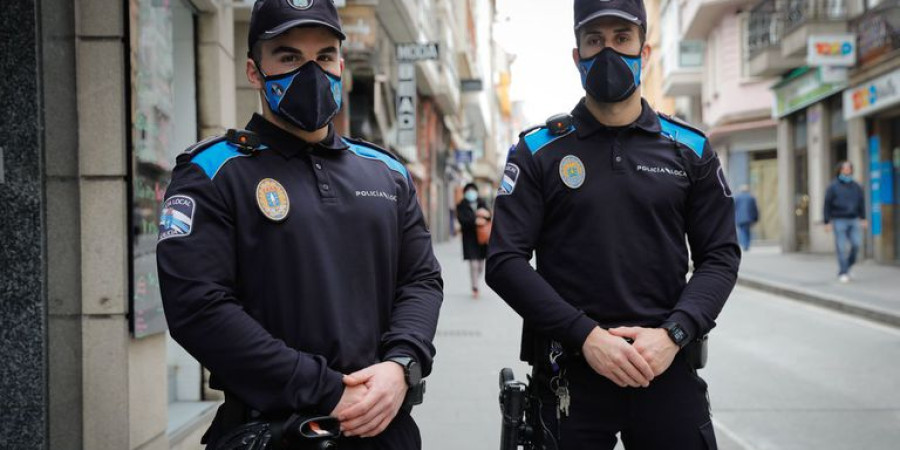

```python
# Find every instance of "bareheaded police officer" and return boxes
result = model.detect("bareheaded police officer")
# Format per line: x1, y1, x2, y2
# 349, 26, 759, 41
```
486, 0, 740, 448
156, 0, 443, 448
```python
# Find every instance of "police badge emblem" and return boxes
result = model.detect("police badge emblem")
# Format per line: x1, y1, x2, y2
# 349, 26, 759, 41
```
559, 155, 586, 189
256, 178, 290, 222
287, 0, 313, 10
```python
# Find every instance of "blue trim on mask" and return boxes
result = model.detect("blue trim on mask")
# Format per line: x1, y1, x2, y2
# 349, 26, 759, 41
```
578, 58, 595, 89
659, 117, 706, 158
620, 54, 642, 87
523, 126, 575, 154
329, 73, 343, 109
344, 139, 409, 177
262, 65, 343, 113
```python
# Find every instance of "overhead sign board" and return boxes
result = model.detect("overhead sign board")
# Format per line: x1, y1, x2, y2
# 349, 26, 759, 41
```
397, 43, 440, 62
843, 67, 900, 120
807, 34, 856, 67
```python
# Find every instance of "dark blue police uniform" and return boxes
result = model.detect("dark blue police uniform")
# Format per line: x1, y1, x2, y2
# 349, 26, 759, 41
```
157, 114, 442, 448
486, 99, 740, 449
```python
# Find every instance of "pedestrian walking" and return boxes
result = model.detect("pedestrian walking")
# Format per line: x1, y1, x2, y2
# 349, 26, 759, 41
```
156, 1, 443, 448
486, 0, 740, 448
824, 161, 867, 283
734, 184, 759, 251
457, 183, 491, 298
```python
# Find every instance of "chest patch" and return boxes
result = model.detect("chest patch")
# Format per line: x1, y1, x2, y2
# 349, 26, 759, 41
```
256, 178, 291, 222
559, 155, 586, 189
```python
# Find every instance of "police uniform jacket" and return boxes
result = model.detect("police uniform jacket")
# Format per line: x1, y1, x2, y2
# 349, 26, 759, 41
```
486, 99, 740, 362
157, 114, 443, 416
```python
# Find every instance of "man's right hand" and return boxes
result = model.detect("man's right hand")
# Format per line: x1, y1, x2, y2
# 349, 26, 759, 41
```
329, 376, 369, 418
581, 327, 654, 388
825, 223, 832, 232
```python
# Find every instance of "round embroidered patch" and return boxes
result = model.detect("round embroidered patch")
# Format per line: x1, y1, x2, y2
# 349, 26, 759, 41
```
287, 0, 313, 10
559, 155, 586, 189
256, 178, 290, 222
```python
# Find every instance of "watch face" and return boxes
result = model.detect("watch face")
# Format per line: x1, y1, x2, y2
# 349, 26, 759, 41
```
407, 361, 422, 386
673, 328, 686, 342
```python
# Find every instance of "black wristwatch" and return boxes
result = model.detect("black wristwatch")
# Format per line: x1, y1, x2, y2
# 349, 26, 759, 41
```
661, 321, 690, 348
386, 356, 422, 387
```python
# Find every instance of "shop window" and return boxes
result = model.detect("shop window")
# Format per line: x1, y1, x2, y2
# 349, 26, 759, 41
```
128, 0, 215, 436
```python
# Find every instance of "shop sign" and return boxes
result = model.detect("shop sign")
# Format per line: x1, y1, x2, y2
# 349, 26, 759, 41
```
455, 149, 474, 165
395, 43, 439, 152
870, 136, 882, 236
339, 5, 377, 53
843, 68, 900, 120
807, 34, 856, 67
773, 68, 847, 118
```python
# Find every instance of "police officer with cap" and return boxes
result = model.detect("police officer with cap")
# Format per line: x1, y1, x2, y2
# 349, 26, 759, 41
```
486, 0, 740, 448
157, 0, 442, 447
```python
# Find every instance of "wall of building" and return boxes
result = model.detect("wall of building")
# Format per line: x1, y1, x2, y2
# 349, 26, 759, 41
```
702, 10, 774, 128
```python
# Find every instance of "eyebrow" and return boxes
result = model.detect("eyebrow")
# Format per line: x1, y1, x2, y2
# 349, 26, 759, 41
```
270, 45, 339, 57
584, 27, 635, 35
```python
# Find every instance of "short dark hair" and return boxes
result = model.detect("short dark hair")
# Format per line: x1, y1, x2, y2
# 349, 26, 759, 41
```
464, 182, 478, 192
835, 160, 853, 176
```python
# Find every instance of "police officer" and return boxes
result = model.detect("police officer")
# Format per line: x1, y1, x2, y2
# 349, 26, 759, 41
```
156, 0, 442, 448
486, 0, 740, 448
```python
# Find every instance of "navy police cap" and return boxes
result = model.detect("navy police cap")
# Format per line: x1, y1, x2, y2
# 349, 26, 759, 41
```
574, 0, 647, 33
248, 0, 346, 55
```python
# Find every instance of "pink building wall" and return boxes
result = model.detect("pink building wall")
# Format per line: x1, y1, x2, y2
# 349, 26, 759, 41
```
702, 10, 776, 127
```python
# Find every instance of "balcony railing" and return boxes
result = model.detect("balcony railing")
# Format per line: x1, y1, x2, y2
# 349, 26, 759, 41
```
849, 0, 900, 66
783, 0, 848, 32
749, 0, 784, 58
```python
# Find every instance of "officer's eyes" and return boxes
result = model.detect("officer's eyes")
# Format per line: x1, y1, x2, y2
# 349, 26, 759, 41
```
280, 54, 301, 64
317, 55, 335, 62
616, 35, 631, 44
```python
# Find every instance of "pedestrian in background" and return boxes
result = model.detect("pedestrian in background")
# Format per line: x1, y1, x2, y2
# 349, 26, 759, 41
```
734, 184, 759, 251
457, 182, 491, 298
824, 161, 867, 283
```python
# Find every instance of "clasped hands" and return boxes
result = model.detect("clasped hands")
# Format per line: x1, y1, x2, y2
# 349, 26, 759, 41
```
580, 326, 679, 388
329, 361, 408, 438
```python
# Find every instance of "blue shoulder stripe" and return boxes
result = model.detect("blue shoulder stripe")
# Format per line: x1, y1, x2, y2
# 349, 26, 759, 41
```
523, 127, 574, 154
190, 141, 252, 179
344, 140, 409, 178
659, 118, 706, 158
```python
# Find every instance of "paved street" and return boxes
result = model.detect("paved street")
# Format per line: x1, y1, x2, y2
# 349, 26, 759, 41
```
414, 239, 900, 449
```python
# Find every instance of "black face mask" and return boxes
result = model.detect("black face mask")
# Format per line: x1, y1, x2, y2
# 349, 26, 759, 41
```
577, 47, 643, 103
259, 62, 342, 132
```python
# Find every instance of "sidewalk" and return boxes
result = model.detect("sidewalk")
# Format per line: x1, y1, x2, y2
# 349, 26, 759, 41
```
738, 245, 900, 327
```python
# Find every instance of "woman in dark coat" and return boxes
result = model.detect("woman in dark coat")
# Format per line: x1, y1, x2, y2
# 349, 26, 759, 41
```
457, 183, 491, 298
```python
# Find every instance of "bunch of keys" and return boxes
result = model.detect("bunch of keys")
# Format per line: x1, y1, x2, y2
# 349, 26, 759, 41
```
551, 371, 571, 418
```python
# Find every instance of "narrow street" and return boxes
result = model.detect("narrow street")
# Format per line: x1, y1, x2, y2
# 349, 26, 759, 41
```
414, 239, 900, 449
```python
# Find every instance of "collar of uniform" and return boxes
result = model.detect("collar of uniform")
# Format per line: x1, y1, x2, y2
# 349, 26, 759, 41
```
572, 98, 662, 139
246, 114, 349, 158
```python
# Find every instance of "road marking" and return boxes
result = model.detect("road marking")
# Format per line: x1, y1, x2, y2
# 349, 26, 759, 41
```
713, 417, 757, 450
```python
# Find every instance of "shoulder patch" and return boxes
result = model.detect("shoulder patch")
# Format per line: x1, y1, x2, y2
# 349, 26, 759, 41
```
522, 126, 575, 155
158, 195, 195, 242
658, 114, 706, 158
190, 140, 256, 180
343, 137, 409, 178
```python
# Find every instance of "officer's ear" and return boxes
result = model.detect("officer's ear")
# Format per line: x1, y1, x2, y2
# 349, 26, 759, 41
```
247, 58, 264, 90
572, 47, 581, 68
640, 41, 651, 69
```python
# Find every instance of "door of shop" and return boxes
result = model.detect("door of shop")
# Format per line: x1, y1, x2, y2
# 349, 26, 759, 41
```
795, 151, 810, 251
750, 154, 780, 242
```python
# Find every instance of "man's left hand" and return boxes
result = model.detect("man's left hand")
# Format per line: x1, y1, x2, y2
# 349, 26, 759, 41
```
608, 327, 679, 377
336, 362, 408, 438
860, 219, 869, 230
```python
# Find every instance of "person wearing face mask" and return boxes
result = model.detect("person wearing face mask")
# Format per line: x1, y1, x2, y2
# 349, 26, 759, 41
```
486, 0, 740, 448
824, 161, 867, 283
456, 183, 491, 298
156, 1, 443, 448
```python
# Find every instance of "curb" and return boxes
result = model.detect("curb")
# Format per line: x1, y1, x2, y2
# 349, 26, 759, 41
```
737, 274, 900, 329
